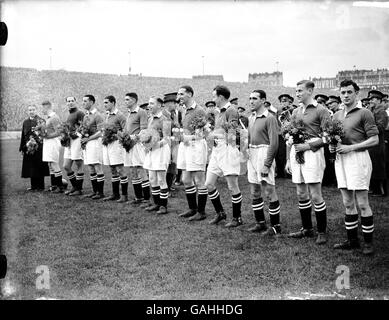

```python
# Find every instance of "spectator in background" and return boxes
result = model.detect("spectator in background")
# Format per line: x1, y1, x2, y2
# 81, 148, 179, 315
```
264, 101, 277, 116
162, 92, 182, 193
326, 96, 342, 114
230, 97, 238, 107
315, 94, 329, 108
19, 105, 50, 191
361, 98, 370, 108
367, 90, 388, 197
237, 105, 249, 129
205, 100, 218, 114
322, 96, 340, 187
275, 94, 294, 179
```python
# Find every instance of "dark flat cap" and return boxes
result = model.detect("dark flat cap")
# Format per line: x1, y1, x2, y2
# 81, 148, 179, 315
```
230, 97, 238, 104
327, 95, 341, 104
315, 94, 329, 102
368, 90, 384, 100
163, 92, 178, 103
205, 100, 216, 107
278, 94, 294, 102
237, 106, 246, 111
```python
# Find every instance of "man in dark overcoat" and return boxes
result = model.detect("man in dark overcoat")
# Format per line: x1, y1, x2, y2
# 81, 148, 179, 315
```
19, 105, 50, 190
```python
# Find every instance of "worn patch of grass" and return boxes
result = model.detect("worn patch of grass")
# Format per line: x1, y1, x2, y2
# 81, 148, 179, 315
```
1, 140, 388, 300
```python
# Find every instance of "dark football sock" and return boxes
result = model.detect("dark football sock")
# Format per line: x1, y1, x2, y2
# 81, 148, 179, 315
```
361, 215, 374, 243
314, 201, 327, 233
299, 199, 313, 230
208, 188, 224, 213
185, 185, 198, 210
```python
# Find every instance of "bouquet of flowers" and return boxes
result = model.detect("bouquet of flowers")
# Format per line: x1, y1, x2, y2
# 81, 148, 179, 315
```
118, 131, 138, 152
138, 128, 160, 152
25, 133, 40, 155
321, 119, 345, 162
32, 119, 47, 139
58, 122, 71, 147
101, 122, 118, 146
281, 115, 310, 164
77, 123, 91, 150
221, 120, 241, 149
187, 110, 208, 133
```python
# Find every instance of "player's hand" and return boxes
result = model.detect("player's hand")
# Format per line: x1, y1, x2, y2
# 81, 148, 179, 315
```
329, 144, 337, 153
294, 143, 310, 152
261, 166, 270, 177
285, 159, 292, 175
336, 143, 353, 154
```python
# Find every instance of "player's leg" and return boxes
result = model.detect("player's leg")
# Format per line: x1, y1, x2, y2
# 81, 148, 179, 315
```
309, 182, 328, 244
225, 175, 243, 228
288, 183, 314, 238
356, 190, 374, 255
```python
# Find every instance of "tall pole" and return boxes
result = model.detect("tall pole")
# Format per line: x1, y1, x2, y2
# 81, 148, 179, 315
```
128, 50, 131, 74
49, 47, 52, 70
202, 56, 204, 76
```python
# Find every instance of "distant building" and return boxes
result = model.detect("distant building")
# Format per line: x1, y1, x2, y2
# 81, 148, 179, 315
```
192, 75, 224, 81
248, 71, 283, 86
312, 77, 337, 89
336, 68, 389, 90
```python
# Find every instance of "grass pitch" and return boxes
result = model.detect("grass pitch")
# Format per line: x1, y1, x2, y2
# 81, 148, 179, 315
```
1, 139, 388, 299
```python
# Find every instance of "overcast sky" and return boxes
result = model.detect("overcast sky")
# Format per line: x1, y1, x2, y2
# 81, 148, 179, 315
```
1, 0, 388, 86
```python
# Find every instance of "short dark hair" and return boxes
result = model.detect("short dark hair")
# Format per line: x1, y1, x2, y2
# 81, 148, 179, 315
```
84, 94, 95, 103
104, 95, 116, 104
339, 79, 360, 92
252, 89, 266, 99
180, 85, 194, 97
213, 85, 231, 100
126, 92, 138, 102
297, 80, 315, 90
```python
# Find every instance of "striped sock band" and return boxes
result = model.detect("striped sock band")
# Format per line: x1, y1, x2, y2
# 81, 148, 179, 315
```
208, 189, 224, 213
269, 200, 281, 227
361, 215, 374, 243
90, 173, 98, 193
76, 172, 84, 190
151, 186, 161, 205
185, 185, 198, 210
132, 178, 143, 200
232, 192, 242, 218
159, 188, 169, 207
252, 198, 265, 223
142, 180, 151, 200
314, 201, 327, 233
120, 176, 128, 196
299, 199, 313, 230
345, 214, 359, 241
197, 187, 208, 213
